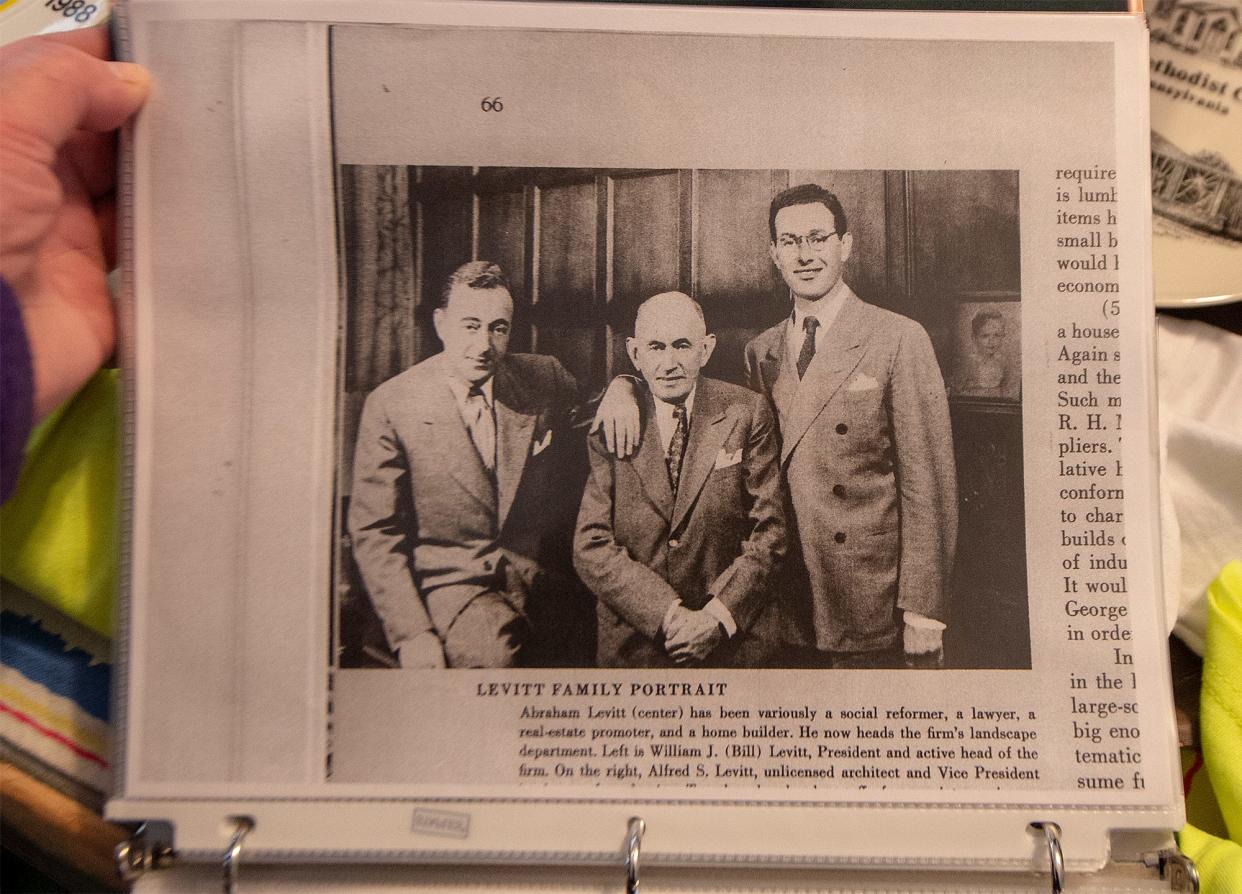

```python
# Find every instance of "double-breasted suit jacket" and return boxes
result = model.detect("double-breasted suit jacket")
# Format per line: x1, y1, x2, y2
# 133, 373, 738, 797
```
744, 289, 958, 654
348, 352, 581, 656
574, 377, 788, 667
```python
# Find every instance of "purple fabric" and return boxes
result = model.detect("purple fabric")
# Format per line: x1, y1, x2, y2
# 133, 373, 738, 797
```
1, 275, 34, 503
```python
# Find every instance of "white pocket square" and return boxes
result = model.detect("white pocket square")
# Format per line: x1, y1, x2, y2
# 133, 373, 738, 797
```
847, 373, 880, 392
714, 448, 742, 470
532, 430, 553, 456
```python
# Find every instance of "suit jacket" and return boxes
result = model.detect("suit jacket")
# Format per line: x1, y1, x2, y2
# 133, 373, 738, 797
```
348, 352, 580, 653
574, 377, 787, 667
744, 289, 957, 654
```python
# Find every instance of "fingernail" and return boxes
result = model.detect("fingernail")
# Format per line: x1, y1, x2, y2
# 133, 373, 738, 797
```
107, 61, 150, 85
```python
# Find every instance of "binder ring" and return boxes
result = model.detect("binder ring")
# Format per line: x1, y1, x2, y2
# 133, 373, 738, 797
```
1151, 847, 1200, 893
625, 816, 645, 894
222, 816, 255, 894
1029, 821, 1065, 894
115, 822, 175, 881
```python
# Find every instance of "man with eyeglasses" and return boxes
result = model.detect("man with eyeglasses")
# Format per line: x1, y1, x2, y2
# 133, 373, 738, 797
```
744, 183, 957, 668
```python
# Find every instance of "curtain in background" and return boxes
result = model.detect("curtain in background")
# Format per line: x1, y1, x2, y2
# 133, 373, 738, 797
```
341, 164, 417, 395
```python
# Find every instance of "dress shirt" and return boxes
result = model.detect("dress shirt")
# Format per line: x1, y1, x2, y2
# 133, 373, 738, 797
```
446, 375, 496, 470
788, 278, 850, 369
446, 375, 494, 416
651, 387, 696, 456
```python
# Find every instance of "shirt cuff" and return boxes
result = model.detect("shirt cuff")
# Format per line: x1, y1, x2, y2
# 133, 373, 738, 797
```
903, 611, 946, 631
702, 598, 738, 637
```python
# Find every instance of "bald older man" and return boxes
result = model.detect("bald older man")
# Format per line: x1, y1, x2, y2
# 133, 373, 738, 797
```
574, 293, 788, 668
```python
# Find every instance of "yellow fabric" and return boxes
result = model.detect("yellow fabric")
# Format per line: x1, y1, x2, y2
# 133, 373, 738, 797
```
0, 370, 118, 637
1180, 560, 1242, 891
1183, 746, 1229, 841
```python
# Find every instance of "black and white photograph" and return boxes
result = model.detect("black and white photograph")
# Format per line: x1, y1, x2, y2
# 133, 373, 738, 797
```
331, 166, 1029, 673
950, 300, 1022, 401
111, 3, 1182, 854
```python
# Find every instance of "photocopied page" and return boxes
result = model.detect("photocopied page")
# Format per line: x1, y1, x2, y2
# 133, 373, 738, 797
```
111, 0, 1179, 872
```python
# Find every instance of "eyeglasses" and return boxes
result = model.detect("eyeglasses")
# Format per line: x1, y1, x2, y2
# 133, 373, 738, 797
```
774, 231, 839, 252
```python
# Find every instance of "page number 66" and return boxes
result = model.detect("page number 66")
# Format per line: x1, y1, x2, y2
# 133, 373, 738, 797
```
480, 97, 504, 112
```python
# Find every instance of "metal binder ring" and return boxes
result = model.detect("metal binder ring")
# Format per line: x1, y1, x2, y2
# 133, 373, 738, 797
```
1150, 847, 1201, 893
625, 816, 645, 893
1029, 821, 1065, 894
222, 816, 255, 894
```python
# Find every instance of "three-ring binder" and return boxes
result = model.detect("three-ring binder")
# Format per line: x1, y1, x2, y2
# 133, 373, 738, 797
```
107, 1, 1194, 890
113, 813, 1201, 890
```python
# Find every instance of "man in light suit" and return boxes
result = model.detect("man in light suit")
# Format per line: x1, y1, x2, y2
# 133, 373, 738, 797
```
349, 261, 583, 668
575, 292, 787, 668
745, 183, 957, 668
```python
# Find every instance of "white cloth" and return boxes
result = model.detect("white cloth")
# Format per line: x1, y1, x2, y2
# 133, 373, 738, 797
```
1157, 315, 1242, 654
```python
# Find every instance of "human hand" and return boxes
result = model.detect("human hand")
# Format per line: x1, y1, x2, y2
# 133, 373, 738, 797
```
398, 631, 447, 669
664, 609, 723, 665
0, 29, 151, 420
902, 618, 943, 661
591, 376, 641, 458
661, 601, 694, 641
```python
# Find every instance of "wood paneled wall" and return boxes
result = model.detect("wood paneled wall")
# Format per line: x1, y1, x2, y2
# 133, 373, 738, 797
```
337, 165, 1020, 480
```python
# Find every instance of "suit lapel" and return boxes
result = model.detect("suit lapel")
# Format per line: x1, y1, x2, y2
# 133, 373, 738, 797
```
780, 291, 870, 466
628, 394, 674, 523
493, 364, 537, 529
423, 358, 496, 512
769, 328, 798, 424
670, 381, 734, 533
754, 324, 794, 421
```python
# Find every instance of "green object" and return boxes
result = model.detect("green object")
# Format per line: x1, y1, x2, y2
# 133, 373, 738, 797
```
1180, 560, 1242, 891
0, 370, 118, 637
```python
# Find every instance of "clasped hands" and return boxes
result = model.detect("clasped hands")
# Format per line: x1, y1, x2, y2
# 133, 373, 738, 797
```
662, 602, 723, 665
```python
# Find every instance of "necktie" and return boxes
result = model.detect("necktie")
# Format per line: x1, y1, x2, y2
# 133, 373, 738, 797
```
666, 403, 689, 493
466, 386, 496, 473
797, 315, 820, 379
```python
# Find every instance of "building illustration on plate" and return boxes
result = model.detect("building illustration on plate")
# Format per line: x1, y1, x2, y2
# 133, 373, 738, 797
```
1149, 0, 1242, 67
1151, 131, 1242, 242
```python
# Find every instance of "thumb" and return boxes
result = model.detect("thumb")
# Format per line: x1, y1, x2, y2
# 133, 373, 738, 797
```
0, 34, 150, 161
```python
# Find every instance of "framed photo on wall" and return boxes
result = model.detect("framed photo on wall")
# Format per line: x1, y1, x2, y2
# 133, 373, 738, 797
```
950, 299, 1022, 403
